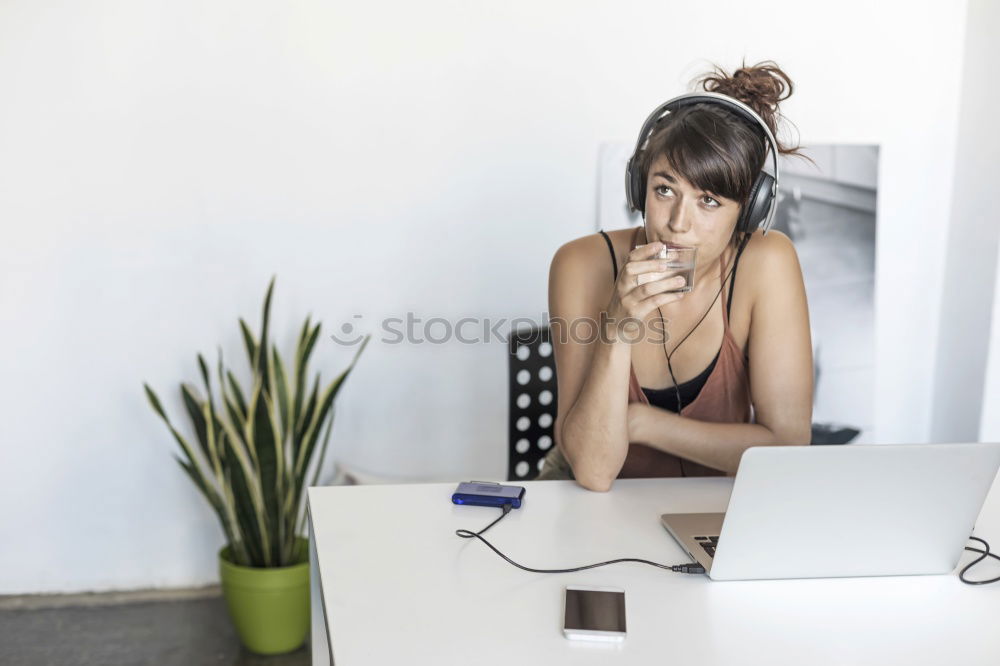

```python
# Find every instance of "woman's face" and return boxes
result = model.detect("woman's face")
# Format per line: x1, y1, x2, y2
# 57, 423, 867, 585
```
642, 154, 741, 274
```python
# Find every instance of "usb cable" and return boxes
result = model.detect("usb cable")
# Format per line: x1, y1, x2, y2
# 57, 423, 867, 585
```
459, 507, 998, 583
960, 536, 1000, 585
455, 504, 705, 575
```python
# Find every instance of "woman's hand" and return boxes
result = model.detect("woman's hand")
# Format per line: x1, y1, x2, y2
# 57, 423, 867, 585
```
604, 242, 687, 342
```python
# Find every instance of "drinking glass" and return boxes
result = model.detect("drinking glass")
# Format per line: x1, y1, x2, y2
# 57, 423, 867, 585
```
635, 244, 697, 293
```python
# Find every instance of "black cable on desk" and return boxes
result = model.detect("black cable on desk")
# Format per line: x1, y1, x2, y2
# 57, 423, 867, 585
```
960, 536, 1000, 585
459, 508, 1000, 583
455, 504, 705, 575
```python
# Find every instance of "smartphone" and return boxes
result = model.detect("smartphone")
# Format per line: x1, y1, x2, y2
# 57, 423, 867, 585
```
451, 481, 526, 508
563, 586, 627, 642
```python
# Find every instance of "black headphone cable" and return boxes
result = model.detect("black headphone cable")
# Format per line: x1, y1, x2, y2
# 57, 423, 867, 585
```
655, 231, 752, 413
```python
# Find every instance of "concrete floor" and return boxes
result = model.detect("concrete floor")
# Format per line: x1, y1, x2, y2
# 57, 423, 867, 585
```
0, 595, 310, 666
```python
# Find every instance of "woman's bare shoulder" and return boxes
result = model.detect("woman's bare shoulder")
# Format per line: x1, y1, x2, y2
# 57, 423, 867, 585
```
551, 228, 634, 278
737, 229, 806, 303
550, 228, 633, 311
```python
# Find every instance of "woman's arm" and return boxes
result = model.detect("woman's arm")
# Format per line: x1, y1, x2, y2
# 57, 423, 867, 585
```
627, 407, 790, 474
550, 237, 632, 492
628, 230, 814, 474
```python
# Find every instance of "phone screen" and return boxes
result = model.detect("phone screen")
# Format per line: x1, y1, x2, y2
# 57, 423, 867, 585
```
564, 588, 626, 633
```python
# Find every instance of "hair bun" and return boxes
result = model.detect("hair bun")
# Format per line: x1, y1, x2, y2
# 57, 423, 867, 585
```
692, 59, 802, 158
698, 60, 791, 112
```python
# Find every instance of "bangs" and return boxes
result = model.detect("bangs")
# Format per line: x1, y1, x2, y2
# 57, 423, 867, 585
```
640, 104, 765, 205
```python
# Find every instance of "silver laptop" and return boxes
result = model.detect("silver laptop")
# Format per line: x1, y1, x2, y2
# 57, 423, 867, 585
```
660, 443, 1000, 581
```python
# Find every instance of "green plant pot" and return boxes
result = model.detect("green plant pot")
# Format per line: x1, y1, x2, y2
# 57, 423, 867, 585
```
218, 538, 310, 655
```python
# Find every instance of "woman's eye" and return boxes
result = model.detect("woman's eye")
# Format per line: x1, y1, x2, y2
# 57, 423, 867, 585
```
655, 185, 719, 208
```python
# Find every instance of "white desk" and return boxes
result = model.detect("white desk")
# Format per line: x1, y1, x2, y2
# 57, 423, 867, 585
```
308, 477, 1000, 665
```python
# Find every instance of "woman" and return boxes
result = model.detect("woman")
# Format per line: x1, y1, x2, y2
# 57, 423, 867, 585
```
537, 61, 814, 490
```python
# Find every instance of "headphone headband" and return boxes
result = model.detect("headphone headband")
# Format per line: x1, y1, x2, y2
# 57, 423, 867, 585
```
625, 91, 781, 235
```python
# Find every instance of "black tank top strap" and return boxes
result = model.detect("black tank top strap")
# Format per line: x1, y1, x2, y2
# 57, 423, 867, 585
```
598, 229, 618, 281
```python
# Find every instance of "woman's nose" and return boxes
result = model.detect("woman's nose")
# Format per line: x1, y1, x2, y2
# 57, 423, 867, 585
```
668, 198, 695, 233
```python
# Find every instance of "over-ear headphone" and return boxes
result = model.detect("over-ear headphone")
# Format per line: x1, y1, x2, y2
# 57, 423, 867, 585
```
624, 91, 781, 236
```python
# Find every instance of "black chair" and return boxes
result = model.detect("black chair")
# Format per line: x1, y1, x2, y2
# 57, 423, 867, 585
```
507, 326, 558, 481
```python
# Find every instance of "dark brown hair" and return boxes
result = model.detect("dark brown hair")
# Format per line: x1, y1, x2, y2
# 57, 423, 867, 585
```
636, 59, 812, 216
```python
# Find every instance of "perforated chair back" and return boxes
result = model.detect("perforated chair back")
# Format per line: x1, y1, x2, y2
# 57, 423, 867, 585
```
507, 326, 558, 481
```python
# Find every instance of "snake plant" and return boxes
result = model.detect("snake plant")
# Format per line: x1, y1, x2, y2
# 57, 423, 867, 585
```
144, 278, 369, 567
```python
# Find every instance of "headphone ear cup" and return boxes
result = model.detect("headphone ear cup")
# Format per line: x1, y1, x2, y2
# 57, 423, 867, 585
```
626, 156, 644, 214
738, 172, 774, 234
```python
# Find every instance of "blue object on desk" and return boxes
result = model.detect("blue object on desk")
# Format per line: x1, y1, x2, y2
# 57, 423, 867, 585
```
452, 481, 525, 508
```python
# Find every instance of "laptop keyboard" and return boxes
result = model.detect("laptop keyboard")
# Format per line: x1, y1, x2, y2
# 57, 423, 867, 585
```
694, 535, 720, 558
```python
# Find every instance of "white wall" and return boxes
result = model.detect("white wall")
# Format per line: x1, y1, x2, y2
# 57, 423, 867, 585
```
0, 0, 969, 594
971, 4, 1000, 441
937, 0, 1000, 442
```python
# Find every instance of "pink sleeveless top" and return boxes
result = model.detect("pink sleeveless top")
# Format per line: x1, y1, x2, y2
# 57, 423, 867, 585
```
618, 227, 753, 478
